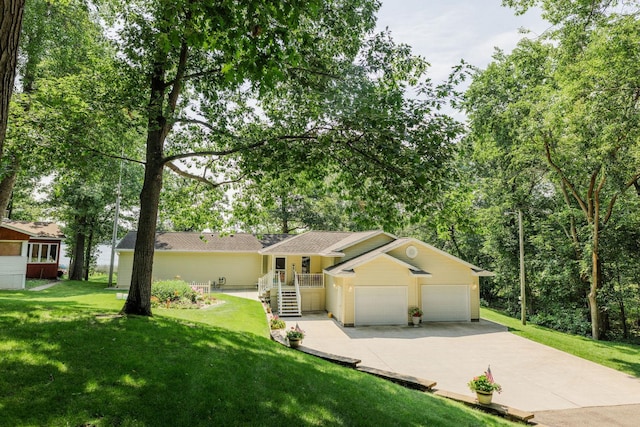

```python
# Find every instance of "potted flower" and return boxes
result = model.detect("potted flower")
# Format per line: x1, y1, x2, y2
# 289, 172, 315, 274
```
286, 323, 305, 348
269, 315, 286, 330
408, 306, 423, 326
467, 368, 502, 405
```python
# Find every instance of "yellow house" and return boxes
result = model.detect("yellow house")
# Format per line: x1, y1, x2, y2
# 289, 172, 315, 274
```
116, 230, 493, 326
116, 232, 290, 288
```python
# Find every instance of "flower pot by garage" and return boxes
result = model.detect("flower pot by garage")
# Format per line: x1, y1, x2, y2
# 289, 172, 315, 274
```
288, 338, 302, 348
476, 390, 493, 405
411, 316, 421, 326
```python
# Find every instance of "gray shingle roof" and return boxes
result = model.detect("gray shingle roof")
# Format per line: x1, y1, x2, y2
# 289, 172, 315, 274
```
1, 219, 64, 239
116, 231, 289, 252
324, 240, 429, 276
259, 230, 385, 256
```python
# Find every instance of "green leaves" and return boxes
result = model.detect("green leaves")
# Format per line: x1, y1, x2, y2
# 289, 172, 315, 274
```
465, 4, 640, 339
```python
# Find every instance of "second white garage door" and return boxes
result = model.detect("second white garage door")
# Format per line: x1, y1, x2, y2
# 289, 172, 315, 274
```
354, 286, 407, 326
421, 285, 470, 321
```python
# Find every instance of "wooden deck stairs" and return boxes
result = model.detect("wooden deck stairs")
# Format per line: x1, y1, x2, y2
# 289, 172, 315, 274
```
278, 286, 301, 316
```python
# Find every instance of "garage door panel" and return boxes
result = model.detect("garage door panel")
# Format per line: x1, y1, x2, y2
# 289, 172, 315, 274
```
421, 285, 470, 321
355, 287, 407, 326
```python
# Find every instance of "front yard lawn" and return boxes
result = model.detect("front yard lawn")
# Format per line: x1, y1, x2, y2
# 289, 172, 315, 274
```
0, 281, 514, 426
482, 308, 640, 378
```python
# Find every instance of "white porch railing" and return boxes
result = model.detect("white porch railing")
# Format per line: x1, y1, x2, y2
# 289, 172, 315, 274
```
293, 273, 302, 312
258, 272, 324, 294
258, 271, 277, 297
191, 281, 212, 294
294, 272, 324, 288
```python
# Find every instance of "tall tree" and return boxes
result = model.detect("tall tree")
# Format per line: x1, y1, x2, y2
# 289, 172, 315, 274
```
3, 0, 117, 218
5, 0, 145, 277
467, 4, 640, 339
0, 0, 25, 219
229, 170, 372, 234
109, 1, 463, 316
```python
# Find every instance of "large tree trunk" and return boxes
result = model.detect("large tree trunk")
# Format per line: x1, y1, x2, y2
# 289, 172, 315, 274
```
83, 229, 93, 281
588, 201, 606, 340
0, 154, 17, 216
69, 228, 86, 280
122, 62, 168, 316
0, 0, 24, 151
588, 249, 601, 340
0, 0, 25, 221
122, 137, 164, 315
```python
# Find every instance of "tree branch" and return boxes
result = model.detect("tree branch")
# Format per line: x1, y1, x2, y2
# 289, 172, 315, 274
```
603, 170, 640, 224
167, 41, 189, 114
161, 140, 267, 165
165, 161, 243, 188
586, 166, 600, 223
544, 137, 589, 216
161, 134, 319, 165
81, 145, 145, 165
288, 66, 340, 79
165, 67, 222, 88
173, 117, 223, 132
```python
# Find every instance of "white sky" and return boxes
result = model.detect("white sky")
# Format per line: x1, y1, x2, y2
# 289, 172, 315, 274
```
376, 0, 551, 82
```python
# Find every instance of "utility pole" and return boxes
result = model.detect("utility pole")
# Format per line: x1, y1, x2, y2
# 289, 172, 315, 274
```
107, 155, 123, 288
518, 209, 526, 325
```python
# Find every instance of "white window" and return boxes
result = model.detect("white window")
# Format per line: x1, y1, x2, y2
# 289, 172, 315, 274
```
27, 243, 59, 263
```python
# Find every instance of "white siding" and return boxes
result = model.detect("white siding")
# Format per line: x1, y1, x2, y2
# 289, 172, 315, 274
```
0, 256, 27, 289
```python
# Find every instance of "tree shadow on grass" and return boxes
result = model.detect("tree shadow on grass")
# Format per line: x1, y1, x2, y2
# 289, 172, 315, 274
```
1, 293, 506, 426
608, 358, 640, 378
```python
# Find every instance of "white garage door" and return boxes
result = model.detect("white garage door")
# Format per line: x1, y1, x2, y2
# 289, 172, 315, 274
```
355, 286, 407, 326
421, 285, 470, 321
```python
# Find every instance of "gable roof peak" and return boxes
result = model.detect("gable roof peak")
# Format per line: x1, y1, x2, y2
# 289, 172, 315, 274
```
259, 229, 393, 256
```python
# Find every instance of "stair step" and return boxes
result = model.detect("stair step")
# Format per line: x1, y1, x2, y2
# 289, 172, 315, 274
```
278, 287, 300, 317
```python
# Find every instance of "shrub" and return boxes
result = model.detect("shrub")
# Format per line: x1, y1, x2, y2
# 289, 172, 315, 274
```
270, 316, 286, 330
529, 309, 591, 336
151, 280, 199, 305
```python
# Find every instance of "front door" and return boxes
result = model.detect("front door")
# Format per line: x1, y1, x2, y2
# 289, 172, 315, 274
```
275, 257, 286, 284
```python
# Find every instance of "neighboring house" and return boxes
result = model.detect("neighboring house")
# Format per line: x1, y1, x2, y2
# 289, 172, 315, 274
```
116, 230, 494, 326
0, 220, 65, 289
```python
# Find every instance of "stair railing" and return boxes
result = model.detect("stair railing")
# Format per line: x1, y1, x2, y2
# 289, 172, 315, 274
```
294, 271, 301, 315
277, 271, 283, 314
257, 271, 274, 297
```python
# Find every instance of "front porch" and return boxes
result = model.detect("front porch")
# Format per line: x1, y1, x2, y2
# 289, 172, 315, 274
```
258, 271, 325, 316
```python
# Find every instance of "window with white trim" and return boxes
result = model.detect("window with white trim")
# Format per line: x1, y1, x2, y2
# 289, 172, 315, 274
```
27, 243, 59, 263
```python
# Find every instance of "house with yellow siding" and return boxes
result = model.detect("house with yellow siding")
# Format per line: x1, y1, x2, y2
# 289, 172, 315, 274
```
116, 230, 493, 326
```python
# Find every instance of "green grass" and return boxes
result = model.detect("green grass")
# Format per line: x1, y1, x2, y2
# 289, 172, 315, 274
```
0, 282, 514, 427
25, 279, 53, 289
482, 308, 640, 378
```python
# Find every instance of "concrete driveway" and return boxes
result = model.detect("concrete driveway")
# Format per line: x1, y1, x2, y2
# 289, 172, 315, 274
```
289, 314, 640, 423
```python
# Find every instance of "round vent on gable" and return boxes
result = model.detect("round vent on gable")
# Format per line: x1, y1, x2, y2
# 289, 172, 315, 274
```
406, 245, 418, 259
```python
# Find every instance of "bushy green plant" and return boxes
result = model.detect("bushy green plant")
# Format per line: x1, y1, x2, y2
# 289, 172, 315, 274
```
468, 373, 502, 394
408, 306, 423, 317
529, 309, 591, 336
151, 280, 200, 305
270, 316, 286, 330
286, 324, 305, 340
